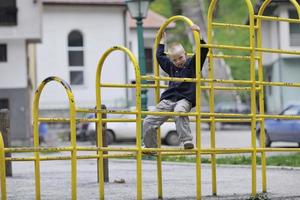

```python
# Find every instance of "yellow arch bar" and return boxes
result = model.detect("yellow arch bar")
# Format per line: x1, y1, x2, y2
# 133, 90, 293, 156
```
208, 0, 257, 196
95, 46, 142, 200
153, 15, 203, 199
32, 76, 77, 200
256, 0, 300, 194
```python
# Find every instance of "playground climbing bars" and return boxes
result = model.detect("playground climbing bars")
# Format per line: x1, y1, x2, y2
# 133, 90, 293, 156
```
1, 0, 300, 200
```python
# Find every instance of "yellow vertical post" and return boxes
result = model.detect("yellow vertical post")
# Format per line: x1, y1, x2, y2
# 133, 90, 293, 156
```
96, 46, 142, 200
67, 83, 77, 200
96, 49, 108, 200
33, 84, 42, 200
0, 132, 7, 200
33, 77, 77, 200
256, 0, 271, 193
135, 54, 143, 200
207, 0, 217, 195
153, 27, 164, 200
244, 0, 257, 196
153, 15, 202, 199
194, 24, 203, 200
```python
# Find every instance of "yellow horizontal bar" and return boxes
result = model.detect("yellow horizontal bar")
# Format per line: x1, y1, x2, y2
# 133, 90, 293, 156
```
202, 43, 251, 51
257, 148, 300, 152
142, 75, 197, 82
257, 114, 300, 120
38, 117, 98, 123
6, 148, 300, 162
199, 78, 253, 85
39, 112, 300, 124
212, 22, 258, 29
213, 54, 260, 60
201, 112, 252, 118
201, 86, 255, 91
100, 83, 162, 89
255, 15, 300, 24
213, 118, 252, 122
202, 44, 300, 55
143, 76, 254, 85
255, 47, 300, 55
5, 147, 72, 153
143, 111, 198, 116
259, 81, 300, 88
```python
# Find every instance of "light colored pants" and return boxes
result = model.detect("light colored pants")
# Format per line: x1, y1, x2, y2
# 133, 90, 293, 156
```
143, 99, 193, 148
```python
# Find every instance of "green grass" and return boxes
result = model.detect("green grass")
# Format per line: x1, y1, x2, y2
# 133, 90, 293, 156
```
156, 153, 300, 167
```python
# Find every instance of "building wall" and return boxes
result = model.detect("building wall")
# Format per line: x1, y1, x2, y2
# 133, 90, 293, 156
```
37, 5, 127, 110
0, 88, 31, 144
0, 39, 32, 143
266, 59, 283, 113
0, 0, 42, 143
0, 40, 27, 88
0, 0, 42, 41
266, 58, 300, 113
262, 5, 300, 113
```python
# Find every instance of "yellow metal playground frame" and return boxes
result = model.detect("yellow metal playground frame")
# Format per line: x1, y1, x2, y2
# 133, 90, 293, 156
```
1, 0, 300, 199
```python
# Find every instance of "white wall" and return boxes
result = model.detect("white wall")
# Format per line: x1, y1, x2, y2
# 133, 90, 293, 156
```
0, 39, 27, 88
37, 5, 127, 109
261, 5, 300, 65
0, 0, 42, 41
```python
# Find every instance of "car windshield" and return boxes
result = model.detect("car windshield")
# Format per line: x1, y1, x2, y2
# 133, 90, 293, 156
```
282, 106, 300, 115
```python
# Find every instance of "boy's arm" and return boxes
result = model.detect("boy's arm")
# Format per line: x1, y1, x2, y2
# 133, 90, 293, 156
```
190, 25, 209, 70
156, 32, 172, 74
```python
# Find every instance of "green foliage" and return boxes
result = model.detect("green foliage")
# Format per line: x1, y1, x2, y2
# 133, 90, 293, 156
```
204, 0, 253, 81
150, 0, 173, 18
150, 0, 192, 52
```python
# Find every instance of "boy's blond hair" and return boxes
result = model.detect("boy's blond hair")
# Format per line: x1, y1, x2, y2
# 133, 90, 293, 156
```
168, 42, 186, 56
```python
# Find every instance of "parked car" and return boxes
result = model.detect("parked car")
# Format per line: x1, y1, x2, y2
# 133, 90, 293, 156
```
87, 114, 180, 146
256, 104, 300, 147
205, 102, 251, 130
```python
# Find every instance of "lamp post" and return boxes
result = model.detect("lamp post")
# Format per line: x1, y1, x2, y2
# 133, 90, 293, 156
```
125, 0, 152, 112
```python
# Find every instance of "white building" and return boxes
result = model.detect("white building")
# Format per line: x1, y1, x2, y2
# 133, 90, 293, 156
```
37, 0, 173, 116
0, 0, 42, 143
254, 0, 300, 113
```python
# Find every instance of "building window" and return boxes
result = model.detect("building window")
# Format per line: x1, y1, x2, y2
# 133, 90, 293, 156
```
68, 30, 84, 85
0, 99, 9, 109
70, 71, 84, 85
289, 10, 300, 46
0, 44, 7, 62
145, 48, 153, 74
0, 0, 17, 25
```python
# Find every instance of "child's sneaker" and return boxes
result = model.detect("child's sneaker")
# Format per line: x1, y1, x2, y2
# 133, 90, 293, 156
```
142, 146, 156, 156
183, 141, 194, 149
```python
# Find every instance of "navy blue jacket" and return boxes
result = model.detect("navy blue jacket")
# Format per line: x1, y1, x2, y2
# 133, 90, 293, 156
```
157, 40, 208, 107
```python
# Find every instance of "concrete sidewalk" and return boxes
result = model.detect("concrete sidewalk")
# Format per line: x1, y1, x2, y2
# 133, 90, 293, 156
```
4, 156, 300, 200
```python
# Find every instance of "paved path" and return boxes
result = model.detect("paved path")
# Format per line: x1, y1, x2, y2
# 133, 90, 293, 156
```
4, 157, 300, 200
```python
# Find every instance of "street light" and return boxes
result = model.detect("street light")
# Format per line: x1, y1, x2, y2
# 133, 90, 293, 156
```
125, 0, 152, 112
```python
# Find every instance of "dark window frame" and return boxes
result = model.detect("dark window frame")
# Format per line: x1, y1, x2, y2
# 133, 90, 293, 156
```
68, 30, 85, 86
0, 44, 7, 62
0, 0, 17, 26
145, 47, 153, 74
288, 9, 300, 46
